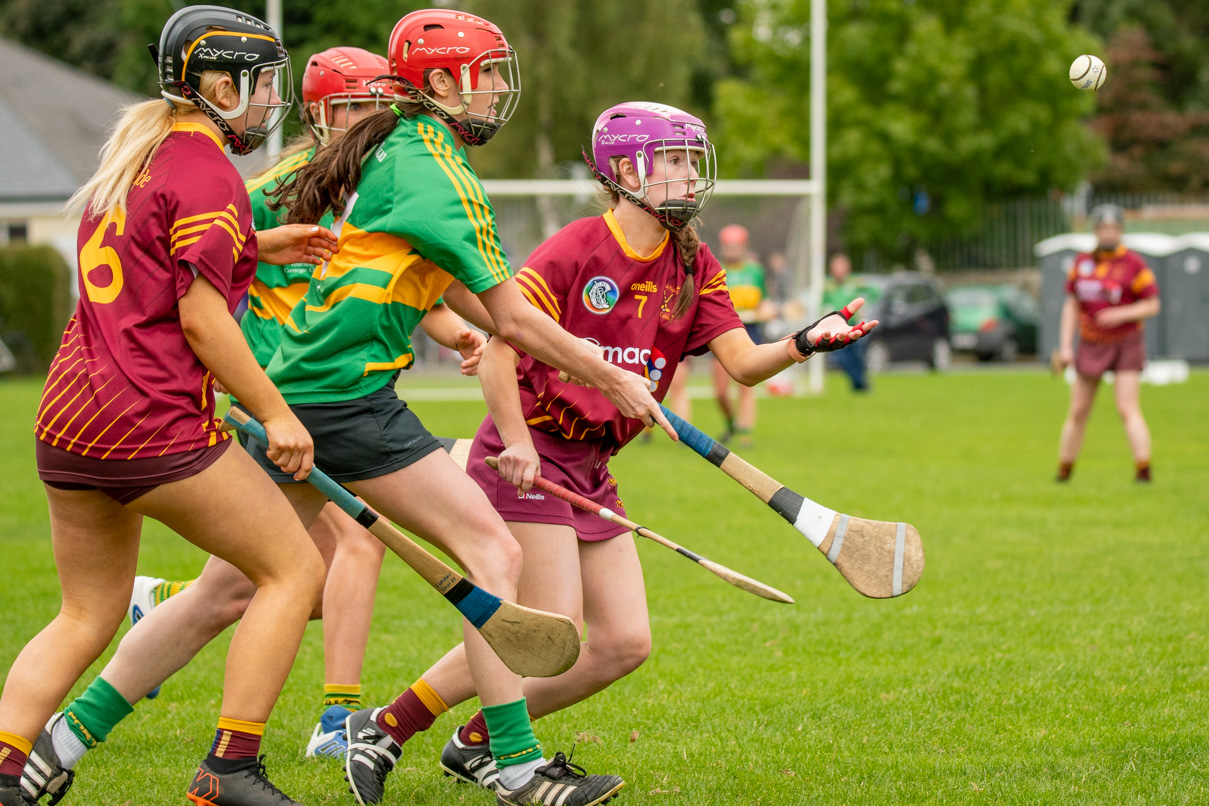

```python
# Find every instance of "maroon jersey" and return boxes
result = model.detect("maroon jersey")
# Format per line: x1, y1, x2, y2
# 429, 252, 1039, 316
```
1066, 247, 1158, 343
511, 210, 743, 448
35, 123, 257, 460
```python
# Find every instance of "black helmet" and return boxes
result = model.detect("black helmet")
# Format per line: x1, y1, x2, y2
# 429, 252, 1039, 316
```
1090, 203, 1125, 228
151, 5, 293, 155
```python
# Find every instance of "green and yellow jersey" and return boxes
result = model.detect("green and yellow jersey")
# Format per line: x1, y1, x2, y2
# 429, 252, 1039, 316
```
241, 146, 328, 367
268, 115, 512, 404
723, 260, 766, 314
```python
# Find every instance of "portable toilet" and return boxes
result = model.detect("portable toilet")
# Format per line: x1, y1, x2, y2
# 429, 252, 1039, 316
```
1163, 234, 1209, 362
1035, 234, 1094, 361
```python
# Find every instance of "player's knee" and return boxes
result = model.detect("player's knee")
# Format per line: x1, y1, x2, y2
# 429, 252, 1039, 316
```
599, 630, 651, 679
339, 526, 387, 563
470, 529, 523, 594
60, 598, 127, 652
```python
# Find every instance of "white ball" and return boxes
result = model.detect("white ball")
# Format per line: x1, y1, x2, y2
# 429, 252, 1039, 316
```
1069, 54, 1107, 92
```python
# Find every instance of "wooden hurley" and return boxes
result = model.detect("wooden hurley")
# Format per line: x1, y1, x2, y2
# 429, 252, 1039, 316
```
485, 457, 793, 604
223, 409, 580, 678
658, 405, 924, 599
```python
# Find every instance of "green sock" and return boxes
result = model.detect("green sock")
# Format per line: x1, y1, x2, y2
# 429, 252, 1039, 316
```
482, 698, 541, 767
63, 677, 134, 748
153, 579, 195, 606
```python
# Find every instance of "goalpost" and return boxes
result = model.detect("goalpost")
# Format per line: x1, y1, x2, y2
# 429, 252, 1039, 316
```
481, 178, 827, 394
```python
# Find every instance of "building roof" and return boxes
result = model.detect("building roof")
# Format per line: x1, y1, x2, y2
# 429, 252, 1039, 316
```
0, 37, 267, 205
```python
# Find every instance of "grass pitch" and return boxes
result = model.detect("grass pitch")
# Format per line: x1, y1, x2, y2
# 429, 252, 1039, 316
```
1, 368, 1206, 805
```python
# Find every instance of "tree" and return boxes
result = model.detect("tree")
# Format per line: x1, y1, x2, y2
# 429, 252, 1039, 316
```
713, 0, 1104, 260
1073, 1, 1209, 193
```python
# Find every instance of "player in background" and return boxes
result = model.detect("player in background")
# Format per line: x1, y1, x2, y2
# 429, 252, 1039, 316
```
122, 46, 488, 762
358, 102, 876, 797
1055, 204, 1160, 482
263, 10, 676, 806
710, 224, 774, 447
4, 7, 339, 806
822, 252, 871, 392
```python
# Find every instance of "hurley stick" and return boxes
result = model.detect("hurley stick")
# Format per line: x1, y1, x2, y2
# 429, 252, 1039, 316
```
485, 457, 793, 604
657, 405, 924, 598
223, 408, 579, 677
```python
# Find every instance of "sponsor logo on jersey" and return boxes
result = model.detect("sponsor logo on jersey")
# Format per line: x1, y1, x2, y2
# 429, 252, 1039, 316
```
515, 490, 546, 501
643, 348, 669, 392
582, 276, 619, 314
583, 338, 661, 390
631, 280, 658, 292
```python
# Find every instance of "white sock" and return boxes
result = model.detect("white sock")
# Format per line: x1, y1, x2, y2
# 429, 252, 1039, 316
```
498, 757, 545, 790
51, 716, 88, 770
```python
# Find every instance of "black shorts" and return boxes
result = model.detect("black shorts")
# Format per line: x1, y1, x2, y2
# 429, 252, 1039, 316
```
241, 384, 443, 484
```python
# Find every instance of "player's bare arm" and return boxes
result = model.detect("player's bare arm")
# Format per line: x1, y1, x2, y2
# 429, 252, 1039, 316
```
479, 337, 541, 492
1093, 296, 1161, 327
179, 274, 313, 479
419, 304, 487, 375
257, 223, 339, 266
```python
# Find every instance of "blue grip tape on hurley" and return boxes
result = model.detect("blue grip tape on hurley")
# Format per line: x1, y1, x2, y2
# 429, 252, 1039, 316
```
659, 404, 715, 459
223, 409, 366, 520
454, 585, 502, 629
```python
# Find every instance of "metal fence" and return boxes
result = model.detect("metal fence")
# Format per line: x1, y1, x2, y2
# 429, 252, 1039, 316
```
891, 192, 1209, 273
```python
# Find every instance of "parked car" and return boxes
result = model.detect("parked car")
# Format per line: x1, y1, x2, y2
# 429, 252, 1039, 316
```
857, 273, 952, 372
946, 284, 1039, 362
771, 272, 951, 372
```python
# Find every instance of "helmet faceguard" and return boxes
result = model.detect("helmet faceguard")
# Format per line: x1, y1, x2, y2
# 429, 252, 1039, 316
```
386, 9, 522, 146
152, 5, 293, 156
302, 47, 391, 144
584, 102, 716, 232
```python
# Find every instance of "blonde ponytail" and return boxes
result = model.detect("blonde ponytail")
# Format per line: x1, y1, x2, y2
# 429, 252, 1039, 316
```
65, 71, 230, 219
65, 100, 176, 219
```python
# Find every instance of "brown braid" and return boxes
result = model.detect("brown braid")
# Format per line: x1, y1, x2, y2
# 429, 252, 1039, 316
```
668, 223, 700, 319
268, 108, 399, 223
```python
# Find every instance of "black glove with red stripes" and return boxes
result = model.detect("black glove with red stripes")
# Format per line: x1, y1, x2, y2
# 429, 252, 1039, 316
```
791, 304, 870, 358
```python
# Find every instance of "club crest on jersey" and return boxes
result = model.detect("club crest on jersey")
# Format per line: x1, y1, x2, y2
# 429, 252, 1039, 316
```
1077, 259, 1095, 277
582, 276, 620, 314
644, 348, 668, 392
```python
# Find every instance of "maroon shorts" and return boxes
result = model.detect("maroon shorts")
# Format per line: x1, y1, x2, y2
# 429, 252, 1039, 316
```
466, 417, 628, 542
1075, 332, 1146, 378
36, 437, 232, 505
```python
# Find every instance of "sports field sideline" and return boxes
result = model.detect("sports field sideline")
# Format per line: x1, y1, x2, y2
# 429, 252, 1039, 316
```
1, 370, 1205, 805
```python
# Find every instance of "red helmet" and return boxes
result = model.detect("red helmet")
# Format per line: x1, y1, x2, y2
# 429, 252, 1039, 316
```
719, 225, 749, 245
301, 47, 390, 143
386, 9, 521, 145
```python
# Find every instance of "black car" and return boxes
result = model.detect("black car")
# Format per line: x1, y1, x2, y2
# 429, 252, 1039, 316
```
856, 273, 952, 372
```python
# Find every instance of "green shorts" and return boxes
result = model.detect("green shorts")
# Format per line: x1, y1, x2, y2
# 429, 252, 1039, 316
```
240, 384, 442, 484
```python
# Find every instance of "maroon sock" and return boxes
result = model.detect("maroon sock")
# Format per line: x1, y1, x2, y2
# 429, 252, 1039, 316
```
376, 683, 446, 747
1135, 462, 1151, 482
209, 719, 263, 761
1056, 462, 1073, 481
458, 710, 490, 746
0, 737, 29, 779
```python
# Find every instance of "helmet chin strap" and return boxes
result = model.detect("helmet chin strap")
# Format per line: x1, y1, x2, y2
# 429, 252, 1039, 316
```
582, 148, 695, 233
176, 83, 256, 155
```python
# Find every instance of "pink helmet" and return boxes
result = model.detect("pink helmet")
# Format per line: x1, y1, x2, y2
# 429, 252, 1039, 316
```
585, 102, 716, 230
301, 47, 390, 143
